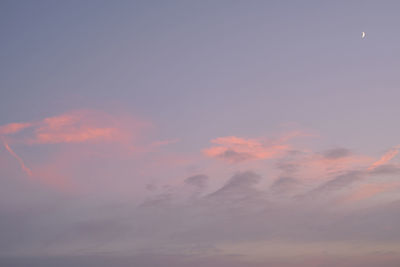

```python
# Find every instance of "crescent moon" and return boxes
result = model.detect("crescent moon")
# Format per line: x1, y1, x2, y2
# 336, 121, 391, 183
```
362, 32, 366, 38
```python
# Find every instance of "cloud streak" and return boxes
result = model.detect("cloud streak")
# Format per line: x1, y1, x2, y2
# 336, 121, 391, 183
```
1, 137, 32, 177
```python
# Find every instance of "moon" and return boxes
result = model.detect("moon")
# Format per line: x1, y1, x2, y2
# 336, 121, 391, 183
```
362, 32, 366, 38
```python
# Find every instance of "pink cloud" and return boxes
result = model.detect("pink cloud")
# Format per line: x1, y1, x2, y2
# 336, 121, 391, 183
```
31, 110, 127, 145
0, 109, 153, 189
0, 110, 149, 147
0, 110, 151, 147
0, 122, 33, 135
34, 126, 118, 144
203, 136, 290, 163
368, 146, 400, 171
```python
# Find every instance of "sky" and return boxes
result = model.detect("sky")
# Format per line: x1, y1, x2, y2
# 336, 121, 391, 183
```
1, 1, 400, 266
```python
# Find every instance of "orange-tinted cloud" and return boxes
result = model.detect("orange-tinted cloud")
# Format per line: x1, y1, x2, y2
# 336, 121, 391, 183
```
368, 146, 400, 171
203, 136, 290, 163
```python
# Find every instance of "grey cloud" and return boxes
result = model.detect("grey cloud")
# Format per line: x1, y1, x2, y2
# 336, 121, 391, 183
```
145, 184, 157, 191
207, 171, 261, 199
308, 171, 364, 195
322, 148, 351, 159
270, 177, 299, 192
274, 150, 307, 174
139, 193, 173, 208
275, 162, 298, 174
184, 174, 208, 189
369, 164, 400, 175
218, 149, 254, 163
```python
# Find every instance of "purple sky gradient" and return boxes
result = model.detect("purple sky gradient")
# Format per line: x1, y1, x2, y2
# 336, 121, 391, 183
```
2, 1, 400, 266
